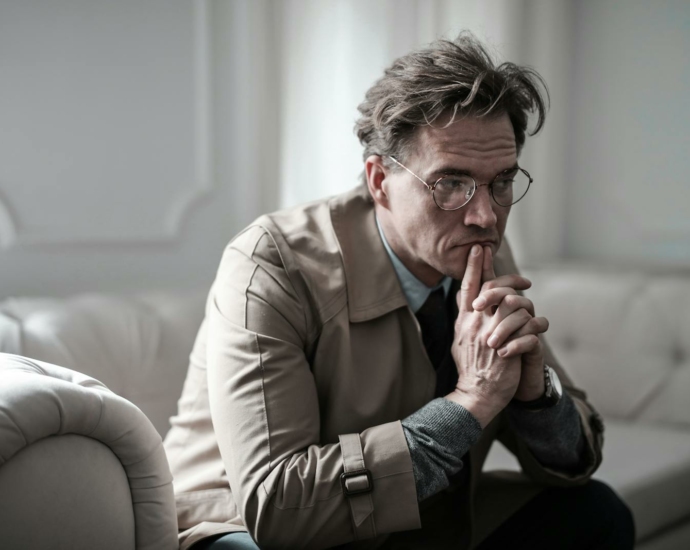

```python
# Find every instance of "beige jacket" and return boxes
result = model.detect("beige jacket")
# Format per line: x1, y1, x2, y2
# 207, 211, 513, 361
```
164, 185, 604, 550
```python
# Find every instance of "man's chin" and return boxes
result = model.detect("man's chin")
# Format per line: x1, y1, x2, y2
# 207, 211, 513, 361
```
441, 266, 467, 281
436, 261, 468, 282
439, 242, 495, 280
438, 246, 473, 280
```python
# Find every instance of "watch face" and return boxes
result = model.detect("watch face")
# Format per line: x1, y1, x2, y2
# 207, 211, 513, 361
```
548, 366, 563, 398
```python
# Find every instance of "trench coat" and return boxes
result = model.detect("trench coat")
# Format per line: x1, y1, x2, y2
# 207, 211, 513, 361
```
163, 184, 604, 550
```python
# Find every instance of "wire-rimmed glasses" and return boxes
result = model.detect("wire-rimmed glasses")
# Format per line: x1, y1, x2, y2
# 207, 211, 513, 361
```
387, 156, 532, 211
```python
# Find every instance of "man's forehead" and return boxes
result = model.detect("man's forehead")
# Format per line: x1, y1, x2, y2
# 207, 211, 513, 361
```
410, 113, 517, 170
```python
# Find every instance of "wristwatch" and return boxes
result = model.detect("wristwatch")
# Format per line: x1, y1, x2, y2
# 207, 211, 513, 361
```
512, 364, 563, 411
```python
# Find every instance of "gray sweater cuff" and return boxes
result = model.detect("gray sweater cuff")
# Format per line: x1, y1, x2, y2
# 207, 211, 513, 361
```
401, 398, 482, 501
506, 390, 586, 472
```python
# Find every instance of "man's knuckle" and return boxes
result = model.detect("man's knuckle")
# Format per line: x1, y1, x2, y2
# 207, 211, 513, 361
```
519, 308, 532, 321
468, 315, 482, 330
504, 294, 519, 307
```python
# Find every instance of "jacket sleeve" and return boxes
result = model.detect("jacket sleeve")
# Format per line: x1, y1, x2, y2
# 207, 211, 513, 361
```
205, 226, 420, 550
492, 239, 605, 486
497, 336, 605, 486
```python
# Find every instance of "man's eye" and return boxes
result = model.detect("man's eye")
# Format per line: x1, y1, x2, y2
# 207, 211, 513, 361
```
493, 179, 514, 193
438, 177, 472, 191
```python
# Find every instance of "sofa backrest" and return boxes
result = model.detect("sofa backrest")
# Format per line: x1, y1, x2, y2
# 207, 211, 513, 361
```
0, 291, 206, 437
2, 267, 689, 435
524, 267, 690, 428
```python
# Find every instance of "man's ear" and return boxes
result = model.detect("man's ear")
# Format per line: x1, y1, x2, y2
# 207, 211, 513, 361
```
364, 155, 390, 208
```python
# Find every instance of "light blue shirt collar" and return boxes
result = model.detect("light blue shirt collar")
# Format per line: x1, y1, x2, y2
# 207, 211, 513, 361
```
376, 217, 452, 313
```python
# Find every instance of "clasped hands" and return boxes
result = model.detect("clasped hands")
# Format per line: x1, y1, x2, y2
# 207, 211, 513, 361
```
446, 244, 549, 428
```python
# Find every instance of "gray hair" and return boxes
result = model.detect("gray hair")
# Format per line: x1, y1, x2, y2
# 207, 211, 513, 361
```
354, 32, 549, 171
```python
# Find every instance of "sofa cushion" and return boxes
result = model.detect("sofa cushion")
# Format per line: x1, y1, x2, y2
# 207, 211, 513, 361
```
483, 419, 690, 541
634, 278, 690, 428
524, 269, 690, 427
0, 291, 206, 436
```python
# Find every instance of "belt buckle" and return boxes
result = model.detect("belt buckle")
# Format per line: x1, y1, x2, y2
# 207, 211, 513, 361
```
340, 469, 373, 496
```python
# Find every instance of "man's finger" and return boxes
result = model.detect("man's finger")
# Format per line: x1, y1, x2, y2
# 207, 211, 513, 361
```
493, 294, 536, 318
482, 246, 496, 284
481, 274, 532, 292
492, 317, 549, 355
458, 244, 484, 311
505, 316, 550, 340
472, 286, 518, 312
486, 308, 533, 349
497, 334, 541, 358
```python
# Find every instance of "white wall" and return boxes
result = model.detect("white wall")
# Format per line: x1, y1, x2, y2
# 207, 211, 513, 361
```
565, 0, 690, 267
1, 0, 687, 299
0, 0, 278, 298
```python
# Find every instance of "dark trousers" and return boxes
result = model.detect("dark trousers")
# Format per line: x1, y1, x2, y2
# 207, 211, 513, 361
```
194, 480, 635, 549
475, 479, 635, 550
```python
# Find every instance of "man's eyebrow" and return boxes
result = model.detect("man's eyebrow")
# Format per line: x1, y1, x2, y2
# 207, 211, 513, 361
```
426, 167, 472, 179
426, 163, 519, 180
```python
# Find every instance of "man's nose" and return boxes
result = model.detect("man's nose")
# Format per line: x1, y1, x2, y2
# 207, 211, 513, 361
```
462, 185, 498, 228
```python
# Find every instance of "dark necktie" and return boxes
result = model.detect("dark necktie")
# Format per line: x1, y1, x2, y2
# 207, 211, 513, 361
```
415, 288, 449, 374
415, 287, 460, 397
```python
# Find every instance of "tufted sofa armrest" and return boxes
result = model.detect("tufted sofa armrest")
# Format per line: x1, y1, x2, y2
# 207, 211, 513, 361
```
0, 291, 206, 437
0, 353, 178, 549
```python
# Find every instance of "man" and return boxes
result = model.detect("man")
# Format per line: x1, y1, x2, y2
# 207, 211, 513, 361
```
164, 35, 634, 549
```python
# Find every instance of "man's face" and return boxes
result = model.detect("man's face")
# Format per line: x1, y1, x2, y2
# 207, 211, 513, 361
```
376, 112, 517, 285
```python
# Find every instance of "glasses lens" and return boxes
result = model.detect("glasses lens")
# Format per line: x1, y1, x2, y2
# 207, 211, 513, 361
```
433, 176, 475, 210
491, 169, 531, 207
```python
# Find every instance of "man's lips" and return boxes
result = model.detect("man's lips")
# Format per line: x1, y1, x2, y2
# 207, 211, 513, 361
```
456, 240, 497, 248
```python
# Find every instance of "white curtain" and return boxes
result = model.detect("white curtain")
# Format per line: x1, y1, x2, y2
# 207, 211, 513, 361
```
217, 0, 573, 267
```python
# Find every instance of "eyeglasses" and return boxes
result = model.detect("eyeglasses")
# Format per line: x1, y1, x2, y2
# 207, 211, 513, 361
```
387, 156, 533, 211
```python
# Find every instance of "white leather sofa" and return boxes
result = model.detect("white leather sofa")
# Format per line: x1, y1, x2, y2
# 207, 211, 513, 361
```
1, 269, 689, 549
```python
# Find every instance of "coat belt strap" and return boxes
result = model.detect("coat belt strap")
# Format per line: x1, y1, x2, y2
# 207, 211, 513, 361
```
339, 433, 376, 540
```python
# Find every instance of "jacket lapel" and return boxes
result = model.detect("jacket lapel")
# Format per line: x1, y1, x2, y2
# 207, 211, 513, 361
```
329, 185, 408, 323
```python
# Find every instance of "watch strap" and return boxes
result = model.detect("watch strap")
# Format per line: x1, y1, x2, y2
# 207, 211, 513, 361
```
511, 365, 561, 411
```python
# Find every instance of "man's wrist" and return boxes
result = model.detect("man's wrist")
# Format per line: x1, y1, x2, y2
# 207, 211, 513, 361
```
511, 365, 563, 411
444, 389, 499, 429
512, 377, 545, 402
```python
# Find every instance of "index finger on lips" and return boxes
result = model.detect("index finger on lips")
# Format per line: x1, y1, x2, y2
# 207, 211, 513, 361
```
458, 244, 484, 311
482, 246, 496, 284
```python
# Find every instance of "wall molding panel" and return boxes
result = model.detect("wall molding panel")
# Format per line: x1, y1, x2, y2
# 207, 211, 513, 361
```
0, 0, 213, 248
0, 193, 17, 250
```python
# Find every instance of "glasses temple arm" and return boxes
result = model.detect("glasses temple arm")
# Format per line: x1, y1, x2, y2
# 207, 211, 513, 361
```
387, 156, 432, 190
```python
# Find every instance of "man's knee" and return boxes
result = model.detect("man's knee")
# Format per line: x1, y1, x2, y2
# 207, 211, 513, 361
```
568, 479, 636, 549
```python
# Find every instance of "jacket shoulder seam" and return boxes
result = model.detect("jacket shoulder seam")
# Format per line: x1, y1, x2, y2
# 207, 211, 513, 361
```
255, 331, 273, 471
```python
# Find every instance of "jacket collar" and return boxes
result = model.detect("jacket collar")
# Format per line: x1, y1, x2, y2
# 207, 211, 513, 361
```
375, 216, 453, 313
328, 185, 519, 325
330, 185, 408, 322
